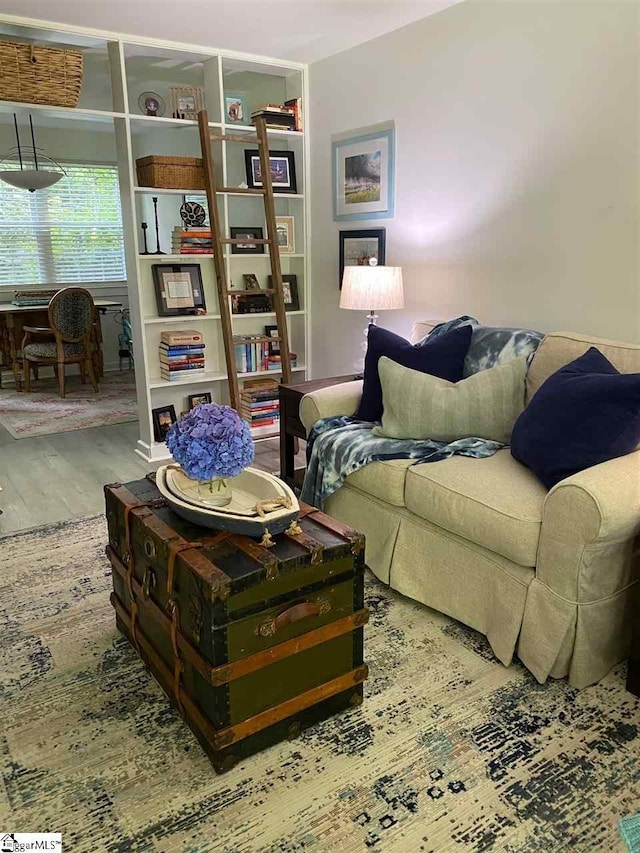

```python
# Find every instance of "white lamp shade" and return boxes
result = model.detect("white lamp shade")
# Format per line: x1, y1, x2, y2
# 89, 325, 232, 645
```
340, 265, 404, 311
0, 169, 63, 192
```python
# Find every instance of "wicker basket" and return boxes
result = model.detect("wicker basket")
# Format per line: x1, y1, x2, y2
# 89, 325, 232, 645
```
136, 156, 205, 190
0, 40, 83, 108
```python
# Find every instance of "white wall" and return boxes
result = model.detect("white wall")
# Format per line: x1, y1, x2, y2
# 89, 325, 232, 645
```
309, 0, 639, 378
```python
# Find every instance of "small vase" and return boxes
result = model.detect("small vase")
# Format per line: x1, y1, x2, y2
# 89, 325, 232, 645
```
197, 476, 232, 507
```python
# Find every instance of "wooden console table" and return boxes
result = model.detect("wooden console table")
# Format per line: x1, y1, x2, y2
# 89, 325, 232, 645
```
0, 299, 122, 390
279, 374, 359, 488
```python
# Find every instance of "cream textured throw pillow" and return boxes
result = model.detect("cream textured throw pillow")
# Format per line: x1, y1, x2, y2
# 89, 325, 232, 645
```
373, 355, 528, 443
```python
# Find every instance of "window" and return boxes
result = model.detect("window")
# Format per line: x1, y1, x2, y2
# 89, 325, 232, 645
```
0, 162, 126, 287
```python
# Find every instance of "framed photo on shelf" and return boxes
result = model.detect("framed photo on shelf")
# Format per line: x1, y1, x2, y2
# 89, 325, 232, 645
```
332, 124, 395, 221
230, 226, 265, 254
339, 228, 386, 288
275, 215, 295, 254
169, 85, 205, 120
264, 324, 280, 356
268, 274, 300, 311
243, 273, 261, 291
152, 264, 206, 316
152, 405, 177, 442
225, 94, 247, 124
188, 392, 212, 409
231, 292, 272, 314
244, 149, 297, 194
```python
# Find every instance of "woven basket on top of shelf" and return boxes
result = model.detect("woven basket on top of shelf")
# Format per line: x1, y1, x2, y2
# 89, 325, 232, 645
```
136, 156, 205, 190
0, 41, 83, 108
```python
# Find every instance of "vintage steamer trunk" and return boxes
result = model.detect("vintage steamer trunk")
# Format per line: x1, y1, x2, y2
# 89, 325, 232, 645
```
104, 477, 368, 772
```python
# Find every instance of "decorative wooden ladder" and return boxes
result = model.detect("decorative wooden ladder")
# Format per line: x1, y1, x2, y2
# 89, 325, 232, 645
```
197, 111, 292, 412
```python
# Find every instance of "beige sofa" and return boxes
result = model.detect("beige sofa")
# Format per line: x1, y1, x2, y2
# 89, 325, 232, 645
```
300, 325, 640, 688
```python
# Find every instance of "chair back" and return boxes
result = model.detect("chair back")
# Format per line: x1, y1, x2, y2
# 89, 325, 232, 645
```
48, 287, 95, 342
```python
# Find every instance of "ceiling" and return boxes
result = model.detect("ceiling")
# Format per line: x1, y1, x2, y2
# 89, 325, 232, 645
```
0, 0, 464, 64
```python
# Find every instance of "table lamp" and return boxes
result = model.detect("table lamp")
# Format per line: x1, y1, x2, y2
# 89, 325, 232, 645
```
340, 262, 404, 367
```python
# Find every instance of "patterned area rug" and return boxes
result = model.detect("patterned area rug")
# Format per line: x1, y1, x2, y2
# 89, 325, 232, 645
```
0, 370, 137, 438
2, 516, 639, 852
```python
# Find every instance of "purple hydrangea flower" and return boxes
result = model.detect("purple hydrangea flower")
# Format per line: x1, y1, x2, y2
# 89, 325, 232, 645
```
166, 403, 255, 481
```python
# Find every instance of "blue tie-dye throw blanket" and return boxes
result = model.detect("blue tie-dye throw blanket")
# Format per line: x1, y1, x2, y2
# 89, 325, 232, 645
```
300, 317, 544, 510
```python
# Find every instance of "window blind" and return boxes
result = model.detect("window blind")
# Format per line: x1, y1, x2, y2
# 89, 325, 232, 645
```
0, 162, 126, 287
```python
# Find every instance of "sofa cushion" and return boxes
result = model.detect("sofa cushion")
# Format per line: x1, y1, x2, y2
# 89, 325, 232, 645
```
404, 449, 548, 566
346, 458, 414, 507
373, 355, 527, 443
355, 323, 472, 422
512, 347, 640, 489
527, 331, 640, 402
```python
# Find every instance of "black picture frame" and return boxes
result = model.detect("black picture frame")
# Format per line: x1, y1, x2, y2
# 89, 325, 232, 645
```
339, 228, 386, 289
188, 392, 212, 409
264, 324, 280, 355
244, 149, 297, 194
152, 405, 177, 442
230, 226, 265, 254
243, 273, 261, 291
268, 274, 300, 311
152, 264, 206, 315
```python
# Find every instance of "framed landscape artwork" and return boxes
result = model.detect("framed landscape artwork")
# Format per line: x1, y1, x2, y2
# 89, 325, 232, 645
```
339, 228, 386, 288
332, 125, 395, 221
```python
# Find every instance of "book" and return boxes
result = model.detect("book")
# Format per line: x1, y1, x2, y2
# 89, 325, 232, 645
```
160, 370, 206, 382
161, 330, 203, 345
284, 97, 303, 132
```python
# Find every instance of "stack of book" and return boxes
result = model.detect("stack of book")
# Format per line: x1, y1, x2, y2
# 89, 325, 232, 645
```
233, 334, 297, 374
240, 378, 280, 435
171, 228, 213, 255
159, 329, 206, 381
250, 98, 302, 132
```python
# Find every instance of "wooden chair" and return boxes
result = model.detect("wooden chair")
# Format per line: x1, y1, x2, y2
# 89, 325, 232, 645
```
22, 287, 98, 398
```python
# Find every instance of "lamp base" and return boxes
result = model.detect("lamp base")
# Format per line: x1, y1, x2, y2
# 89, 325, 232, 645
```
354, 310, 379, 374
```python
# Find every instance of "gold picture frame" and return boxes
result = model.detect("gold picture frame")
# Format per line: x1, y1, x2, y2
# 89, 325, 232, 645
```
275, 215, 295, 254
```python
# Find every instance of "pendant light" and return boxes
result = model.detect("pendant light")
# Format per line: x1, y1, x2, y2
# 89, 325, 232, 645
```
0, 114, 66, 192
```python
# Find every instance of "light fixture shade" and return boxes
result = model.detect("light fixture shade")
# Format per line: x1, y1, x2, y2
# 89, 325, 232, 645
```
340, 266, 404, 311
0, 169, 63, 192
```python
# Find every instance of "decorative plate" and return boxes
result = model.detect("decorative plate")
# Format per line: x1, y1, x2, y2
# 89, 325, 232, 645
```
180, 200, 207, 228
138, 91, 166, 118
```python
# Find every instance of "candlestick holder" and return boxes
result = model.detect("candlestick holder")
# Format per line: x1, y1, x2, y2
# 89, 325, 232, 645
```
152, 196, 165, 254
140, 221, 151, 255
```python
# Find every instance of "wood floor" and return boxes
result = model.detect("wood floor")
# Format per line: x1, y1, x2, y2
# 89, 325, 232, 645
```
0, 419, 301, 536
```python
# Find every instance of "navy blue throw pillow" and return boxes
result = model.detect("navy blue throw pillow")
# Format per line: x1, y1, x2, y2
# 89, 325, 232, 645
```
511, 347, 640, 489
355, 323, 472, 422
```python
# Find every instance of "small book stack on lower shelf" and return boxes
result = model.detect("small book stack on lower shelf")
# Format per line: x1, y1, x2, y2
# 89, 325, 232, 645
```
159, 329, 206, 381
240, 378, 280, 437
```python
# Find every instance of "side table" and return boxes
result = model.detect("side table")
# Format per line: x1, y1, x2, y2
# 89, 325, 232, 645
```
279, 374, 358, 489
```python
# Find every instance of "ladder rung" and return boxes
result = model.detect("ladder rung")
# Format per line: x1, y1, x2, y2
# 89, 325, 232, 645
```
232, 336, 280, 344
217, 187, 265, 196
222, 238, 271, 245
209, 133, 263, 144
228, 288, 276, 294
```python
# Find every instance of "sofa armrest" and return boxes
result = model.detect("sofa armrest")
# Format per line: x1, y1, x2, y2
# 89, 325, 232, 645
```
299, 380, 363, 435
536, 450, 640, 602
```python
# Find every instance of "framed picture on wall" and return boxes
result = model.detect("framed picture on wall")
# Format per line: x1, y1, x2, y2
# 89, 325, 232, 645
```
244, 149, 297, 194
339, 228, 386, 288
332, 124, 395, 221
